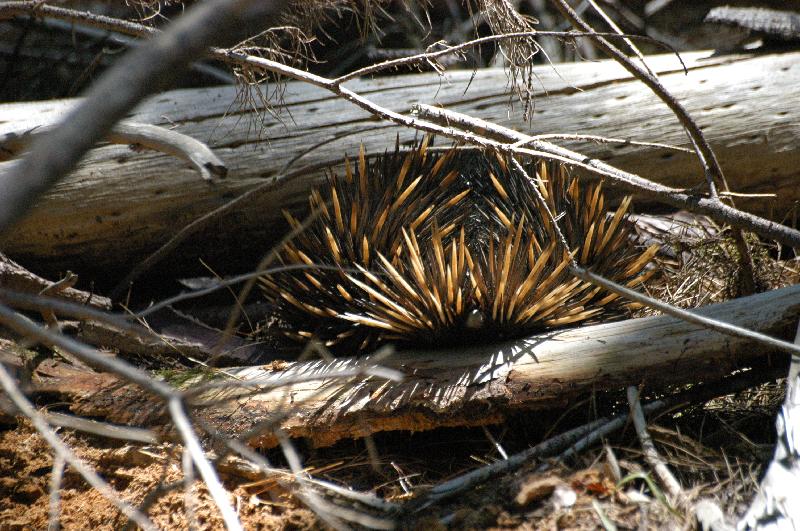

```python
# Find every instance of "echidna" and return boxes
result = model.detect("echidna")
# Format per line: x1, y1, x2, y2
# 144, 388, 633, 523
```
260, 139, 658, 352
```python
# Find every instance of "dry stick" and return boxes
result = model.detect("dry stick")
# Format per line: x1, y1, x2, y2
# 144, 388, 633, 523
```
43, 412, 158, 444
168, 398, 243, 531
207, 422, 399, 516
415, 364, 772, 513
0, 302, 173, 395
0, 363, 157, 530
331, 29, 680, 84
413, 417, 607, 508
542, 364, 787, 471
132, 264, 355, 319
0, 0, 289, 234
412, 103, 800, 251
181, 450, 198, 531
528, 134, 693, 153
631, 386, 734, 528
47, 452, 65, 531
274, 430, 349, 531
626, 386, 686, 504
549, 0, 758, 293
0, 3, 681, 78
0, 2, 160, 37
0, 288, 144, 334
550, 0, 723, 198
571, 266, 800, 356
1, 122, 228, 181
585, 0, 654, 77
0, 253, 111, 310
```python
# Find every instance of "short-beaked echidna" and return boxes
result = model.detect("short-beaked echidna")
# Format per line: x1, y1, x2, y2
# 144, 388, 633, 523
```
260, 139, 658, 352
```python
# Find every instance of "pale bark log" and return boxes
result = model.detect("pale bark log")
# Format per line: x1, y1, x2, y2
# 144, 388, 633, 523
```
1, 50, 798, 273
33, 283, 800, 448
0, 253, 110, 309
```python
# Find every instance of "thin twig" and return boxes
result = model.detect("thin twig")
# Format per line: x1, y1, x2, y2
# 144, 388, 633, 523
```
412, 418, 607, 509
168, 398, 243, 531
549, 0, 724, 198
413, 103, 800, 256
333, 29, 680, 83
506, 156, 800, 357
528, 133, 693, 153
43, 412, 158, 444
0, 289, 139, 334
585, 0, 655, 77
626, 386, 686, 503
182, 449, 199, 531
542, 365, 785, 470
549, 0, 758, 292
571, 266, 800, 357
47, 452, 65, 531
1, 121, 227, 181
133, 263, 354, 319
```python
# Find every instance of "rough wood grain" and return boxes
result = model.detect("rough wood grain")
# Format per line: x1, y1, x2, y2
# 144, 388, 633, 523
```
0, 253, 111, 309
41, 284, 800, 449
1, 50, 798, 274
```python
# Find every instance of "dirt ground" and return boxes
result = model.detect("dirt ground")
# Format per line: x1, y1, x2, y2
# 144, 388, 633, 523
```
0, 420, 322, 530
0, 373, 782, 529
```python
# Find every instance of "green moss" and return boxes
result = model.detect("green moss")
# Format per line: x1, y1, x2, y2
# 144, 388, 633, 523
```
153, 366, 219, 389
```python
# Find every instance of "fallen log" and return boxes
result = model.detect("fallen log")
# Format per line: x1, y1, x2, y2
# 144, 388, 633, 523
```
0, 253, 110, 310
1, 50, 799, 276
35, 283, 800, 448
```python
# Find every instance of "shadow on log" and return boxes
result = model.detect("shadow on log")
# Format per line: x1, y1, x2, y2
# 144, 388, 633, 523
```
30, 283, 800, 448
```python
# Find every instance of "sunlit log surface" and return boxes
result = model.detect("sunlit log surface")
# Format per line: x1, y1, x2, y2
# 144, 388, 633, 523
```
32, 283, 800, 448
1, 51, 798, 275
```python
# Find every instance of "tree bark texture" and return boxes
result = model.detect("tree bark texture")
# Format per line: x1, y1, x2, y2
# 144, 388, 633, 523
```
1, 50, 798, 276
31, 283, 800, 448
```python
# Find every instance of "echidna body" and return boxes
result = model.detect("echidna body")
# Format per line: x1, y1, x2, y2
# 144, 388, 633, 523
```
260, 140, 657, 352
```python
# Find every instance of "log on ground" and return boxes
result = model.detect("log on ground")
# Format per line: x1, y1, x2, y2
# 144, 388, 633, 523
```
34, 283, 800, 448
0, 51, 799, 275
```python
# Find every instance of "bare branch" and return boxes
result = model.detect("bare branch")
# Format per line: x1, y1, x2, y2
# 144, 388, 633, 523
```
571, 266, 800, 356
2, 122, 227, 181
0, 0, 289, 233
411, 104, 800, 249
550, 0, 725, 198
626, 386, 685, 503
169, 398, 243, 531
